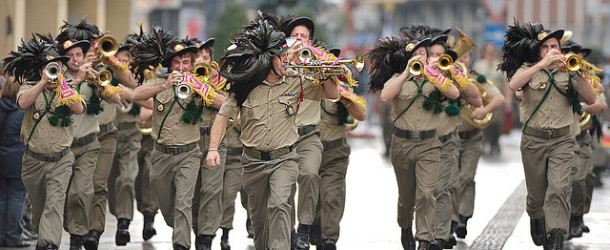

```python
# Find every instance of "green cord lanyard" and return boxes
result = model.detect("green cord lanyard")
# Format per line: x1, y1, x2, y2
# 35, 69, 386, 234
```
522, 69, 572, 131
320, 101, 338, 117
393, 79, 427, 124
26, 90, 55, 146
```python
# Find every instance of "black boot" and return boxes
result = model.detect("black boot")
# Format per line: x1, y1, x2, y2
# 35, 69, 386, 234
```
530, 217, 546, 246
455, 215, 468, 239
429, 239, 444, 250
174, 244, 189, 250
115, 218, 131, 246
444, 236, 456, 249
294, 224, 311, 250
220, 228, 231, 250
309, 224, 321, 246
195, 234, 214, 250
70, 234, 85, 250
322, 240, 336, 250
36, 244, 59, 250
143, 214, 157, 241
569, 215, 583, 239
418, 240, 430, 250
83, 230, 101, 250
581, 215, 590, 233
548, 232, 564, 250
246, 218, 254, 238
401, 228, 416, 250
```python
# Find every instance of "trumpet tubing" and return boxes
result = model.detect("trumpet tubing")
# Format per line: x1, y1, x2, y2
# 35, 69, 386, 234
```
119, 100, 132, 113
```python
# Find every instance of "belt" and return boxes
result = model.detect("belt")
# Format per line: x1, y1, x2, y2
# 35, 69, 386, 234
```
438, 133, 454, 143
200, 125, 212, 135
576, 130, 589, 141
99, 123, 116, 134
458, 129, 480, 140
523, 126, 571, 139
322, 138, 346, 151
72, 133, 96, 147
298, 125, 317, 137
26, 147, 69, 162
154, 142, 198, 155
226, 147, 243, 155
244, 145, 293, 161
117, 122, 136, 130
393, 127, 436, 140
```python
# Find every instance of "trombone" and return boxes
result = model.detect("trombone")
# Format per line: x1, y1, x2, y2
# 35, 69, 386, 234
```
286, 53, 365, 78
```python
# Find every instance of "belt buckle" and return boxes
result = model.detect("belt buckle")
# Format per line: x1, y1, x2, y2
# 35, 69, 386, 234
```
411, 132, 420, 139
545, 129, 553, 139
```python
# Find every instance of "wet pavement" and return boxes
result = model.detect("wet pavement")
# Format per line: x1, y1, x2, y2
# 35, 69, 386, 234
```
3, 127, 610, 250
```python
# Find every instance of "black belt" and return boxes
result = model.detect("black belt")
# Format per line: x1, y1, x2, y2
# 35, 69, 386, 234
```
322, 138, 346, 151
244, 145, 293, 161
226, 147, 243, 155
576, 130, 589, 141
99, 123, 116, 134
393, 127, 436, 140
458, 129, 480, 140
72, 133, 97, 147
298, 125, 317, 137
523, 126, 571, 139
200, 125, 211, 135
438, 133, 454, 143
26, 147, 69, 162
154, 142, 198, 155
117, 122, 136, 130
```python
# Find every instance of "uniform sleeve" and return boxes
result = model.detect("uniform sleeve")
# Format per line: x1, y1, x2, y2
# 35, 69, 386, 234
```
219, 93, 239, 119
16, 84, 34, 110
482, 81, 502, 97
143, 77, 164, 86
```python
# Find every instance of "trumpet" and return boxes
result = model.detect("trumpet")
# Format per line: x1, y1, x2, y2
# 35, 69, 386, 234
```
156, 72, 193, 99
119, 100, 133, 113
97, 69, 112, 86
438, 54, 454, 71
408, 59, 425, 76
561, 53, 581, 72
95, 35, 119, 60
45, 62, 62, 81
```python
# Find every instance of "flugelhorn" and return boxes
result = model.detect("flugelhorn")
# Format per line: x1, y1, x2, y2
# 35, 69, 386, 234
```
192, 63, 214, 79
45, 62, 62, 81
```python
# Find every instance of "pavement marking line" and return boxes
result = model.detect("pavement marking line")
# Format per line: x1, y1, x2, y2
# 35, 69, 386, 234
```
471, 180, 526, 250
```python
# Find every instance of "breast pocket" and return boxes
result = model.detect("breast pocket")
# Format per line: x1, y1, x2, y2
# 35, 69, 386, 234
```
155, 89, 174, 106
242, 99, 263, 121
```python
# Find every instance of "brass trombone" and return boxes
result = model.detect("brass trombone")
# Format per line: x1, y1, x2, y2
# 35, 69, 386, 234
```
287, 53, 365, 74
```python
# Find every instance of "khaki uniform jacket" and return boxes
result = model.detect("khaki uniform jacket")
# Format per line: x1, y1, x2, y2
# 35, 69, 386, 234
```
389, 74, 441, 131
319, 99, 347, 142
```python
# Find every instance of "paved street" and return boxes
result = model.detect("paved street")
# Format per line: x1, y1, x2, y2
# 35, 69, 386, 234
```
3, 127, 610, 250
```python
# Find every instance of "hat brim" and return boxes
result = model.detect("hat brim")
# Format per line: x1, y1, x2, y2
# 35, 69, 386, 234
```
431, 35, 448, 45
42, 56, 71, 67
284, 17, 315, 39
407, 38, 431, 59
537, 30, 564, 47
60, 40, 91, 55
162, 46, 198, 67
329, 48, 341, 57
581, 48, 592, 57
446, 50, 458, 61
198, 38, 215, 51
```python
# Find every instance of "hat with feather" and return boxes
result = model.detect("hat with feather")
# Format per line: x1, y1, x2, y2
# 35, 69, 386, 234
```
218, 19, 295, 107
56, 16, 103, 43
561, 40, 591, 58
498, 20, 563, 80
129, 26, 179, 83
2, 33, 69, 84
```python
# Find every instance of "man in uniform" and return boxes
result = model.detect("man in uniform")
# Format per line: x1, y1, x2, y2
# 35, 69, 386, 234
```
500, 22, 596, 249
126, 27, 222, 250
4, 35, 85, 250
207, 18, 338, 250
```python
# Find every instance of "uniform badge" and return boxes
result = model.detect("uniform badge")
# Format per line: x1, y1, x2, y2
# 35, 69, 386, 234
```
286, 104, 295, 117
537, 31, 548, 41
405, 43, 415, 52
156, 103, 165, 112
63, 40, 74, 49
45, 55, 55, 61
33, 111, 41, 121
174, 44, 185, 52
539, 83, 547, 89
247, 109, 253, 117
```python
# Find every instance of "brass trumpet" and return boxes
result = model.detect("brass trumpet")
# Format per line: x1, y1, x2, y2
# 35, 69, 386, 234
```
408, 59, 425, 76
96, 35, 119, 60
561, 53, 581, 72
45, 62, 62, 81
438, 54, 454, 71
97, 70, 112, 86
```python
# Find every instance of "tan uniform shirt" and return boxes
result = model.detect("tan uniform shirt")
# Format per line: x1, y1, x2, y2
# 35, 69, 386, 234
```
69, 75, 101, 137
319, 99, 347, 142
517, 65, 579, 130
389, 74, 441, 131
437, 109, 460, 136
98, 100, 116, 125
225, 121, 242, 149
145, 77, 203, 145
457, 80, 501, 132
294, 76, 323, 127
219, 76, 300, 151
202, 107, 218, 126
17, 84, 74, 153
114, 104, 138, 123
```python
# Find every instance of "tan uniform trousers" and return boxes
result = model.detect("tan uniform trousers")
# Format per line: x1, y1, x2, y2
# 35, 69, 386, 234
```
435, 134, 459, 241
64, 137, 101, 236
192, 131, 226, 236
89, 127, 117, 232
391, 135, 440, 242
458, 130, 483, 218
108, 125, 142, 220
521, 133, 574, 235
22, 150, 74, 247
135, 135, 159, 216
290, 130, 323, 226
220, 148, 250, 229
571, 132, 592, 216
243, 150, 298, 250
449, 142, 461, 223
151, 145, 202, 248
318, 142, 350, 242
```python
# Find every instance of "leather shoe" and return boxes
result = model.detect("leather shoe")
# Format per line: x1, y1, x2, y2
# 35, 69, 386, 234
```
195, 234, 214, 250
455, 215, 468, 239
418, 240, 430, 250
530, 217, 546, 246
83, 230, 101, 250
581, 216, 590, 233
220, 228, 231, 250
445, 235, 457, 248
36, 244, 58, 250
547, 232, 563, 250
401, 227, 416, 250
7, 240, 31, 247
568, 216, 583, 239
115, 218, 131, 246
294, 224, 311, 250
174, 244, 189, 250
322, 240, 336, 250
429, 239, 444, 250
246, 218, 254, 238
143, 214, 157, 241
70, 234, 84, 250
309, 224, 321, 246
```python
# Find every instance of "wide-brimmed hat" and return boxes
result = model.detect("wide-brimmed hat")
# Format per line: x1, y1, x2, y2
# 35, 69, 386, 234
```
283, 16, 315, 38
197, 38, 215, 51
162, 43, 198, 67
404, 37, 431, 60
58, 39, 90, 55
535, 29, 564, 48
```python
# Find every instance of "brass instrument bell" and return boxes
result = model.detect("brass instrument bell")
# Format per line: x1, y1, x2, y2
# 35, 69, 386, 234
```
45, 62, 62, 81
96, 35, 119, 59
438, 54, 454, 71
97, 70, 112, 86
408, 59, 424, 76
562, 53, 581, 72
452, 28, 478, 58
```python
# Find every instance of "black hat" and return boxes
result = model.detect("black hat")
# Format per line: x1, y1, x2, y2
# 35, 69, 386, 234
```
130, 26, 179, 83
162, 37, 198, 67
2, 34, 69, 84
283, 16, 315, 39
404, 37, 431, 60
329, 48, 341, 57
535, 29, 564, 49
58, 39, 90, 55
197, 38, 215, 51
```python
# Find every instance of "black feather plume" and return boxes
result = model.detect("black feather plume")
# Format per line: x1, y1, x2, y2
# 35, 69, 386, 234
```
2, 34, 58, 84
366, 36, 408, 92
498, 20, 544, 80
130, 26, 178, 83
56, 15, 102, 43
